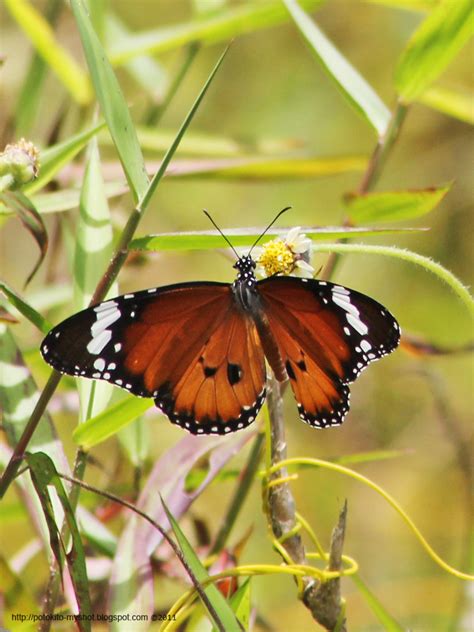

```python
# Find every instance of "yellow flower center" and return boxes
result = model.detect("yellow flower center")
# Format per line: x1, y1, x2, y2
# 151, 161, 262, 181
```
257, 239, 295, 276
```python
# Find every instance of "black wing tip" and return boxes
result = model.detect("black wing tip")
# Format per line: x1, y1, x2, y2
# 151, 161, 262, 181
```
297, 385, 350, 429
156, 388, 266, 435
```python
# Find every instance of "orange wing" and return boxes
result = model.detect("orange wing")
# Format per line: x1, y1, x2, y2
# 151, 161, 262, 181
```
258, 277, 400, 428
42, 282, 266, 434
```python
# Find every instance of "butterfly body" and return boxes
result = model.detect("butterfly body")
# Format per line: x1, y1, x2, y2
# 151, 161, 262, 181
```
41, 253, 400, 435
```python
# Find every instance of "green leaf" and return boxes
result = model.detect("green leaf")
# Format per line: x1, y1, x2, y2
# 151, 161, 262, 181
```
0, 191, 48, 286
418, 84, 474, 125
71, 0, 149, 203
105, 13, 169, 102
129, 225, 426, 252
24, 122, 106, 194
162, 499, 243, 632
4, 0, 91, 104
27, 452, 92, 632
14, 0, 63, 137
345, 184, 451, 223
73, 137, 117, 421
72, 396, 152, 448
0, 280, 51, 333
396, 0, 474, 102
108, 0, 325, 65
165, 155, 367, 179
19, 182, 127, 216
283, 0, 391, 135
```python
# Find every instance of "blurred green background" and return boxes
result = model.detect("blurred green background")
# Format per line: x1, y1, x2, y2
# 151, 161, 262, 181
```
1, 1, 473, 630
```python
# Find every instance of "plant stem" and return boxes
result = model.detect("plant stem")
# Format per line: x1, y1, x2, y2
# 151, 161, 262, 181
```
266, 376, 347, 630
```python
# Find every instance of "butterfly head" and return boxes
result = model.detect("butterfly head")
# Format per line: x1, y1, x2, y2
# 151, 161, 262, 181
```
233, 255, 257, 281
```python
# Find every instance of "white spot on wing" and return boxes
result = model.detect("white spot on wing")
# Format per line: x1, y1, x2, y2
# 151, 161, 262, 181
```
93, 358, 106, 372
87, 329, 112, 355
360, 340, 372, 352
346, 313, 368, 335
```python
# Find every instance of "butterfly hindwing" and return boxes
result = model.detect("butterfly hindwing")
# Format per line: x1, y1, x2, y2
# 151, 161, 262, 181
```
258, 276, 400, 428
41, 282, 266, 435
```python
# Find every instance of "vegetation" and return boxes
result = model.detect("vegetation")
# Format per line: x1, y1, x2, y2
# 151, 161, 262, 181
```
0, 1, 472, 630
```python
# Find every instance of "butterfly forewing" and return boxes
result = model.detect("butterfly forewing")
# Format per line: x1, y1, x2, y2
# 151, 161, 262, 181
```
258, 276, 400, 428
41, 282, 266, 435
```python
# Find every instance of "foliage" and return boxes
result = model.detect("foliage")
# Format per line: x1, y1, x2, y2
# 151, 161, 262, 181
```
0, 1, 472, 631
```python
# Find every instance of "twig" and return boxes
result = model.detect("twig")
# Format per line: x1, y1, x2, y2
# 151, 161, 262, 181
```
266, 376, 347, 630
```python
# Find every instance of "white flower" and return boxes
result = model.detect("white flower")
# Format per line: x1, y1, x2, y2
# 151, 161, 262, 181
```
255, 227, 314, 278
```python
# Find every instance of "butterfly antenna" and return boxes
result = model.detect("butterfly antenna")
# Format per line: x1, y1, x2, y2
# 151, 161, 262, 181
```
203, 210, 240, 259
248, 206, 292, 255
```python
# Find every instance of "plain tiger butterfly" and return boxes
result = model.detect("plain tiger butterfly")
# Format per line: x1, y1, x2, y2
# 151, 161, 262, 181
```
41, 212, 400, 435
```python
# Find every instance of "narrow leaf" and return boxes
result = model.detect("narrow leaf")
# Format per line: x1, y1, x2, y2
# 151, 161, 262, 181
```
346, 184, 451, 223
0, 280, 51, 333
25, 122, 106, 194
27, 452, 92, 632
4, 0, 91, 104
72, 396, 152, 448
108, 0, 324, 64
74, 138, 116, 421
396, 0, 474, 102
71, 0, 149, 202
418, 84, 474, 125
351, 574, 405, 631
162, 498, 243, 632
129, 225, 426, 252
283, 0, 391, 135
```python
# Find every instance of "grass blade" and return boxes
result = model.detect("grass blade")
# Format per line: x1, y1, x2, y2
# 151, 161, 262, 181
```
4, 0, 91, 105
162, 498, 243, 632
25, 122, 105, 194
108, 0, 325, 64
283, 0, 391, 135
0, 280, 51, 333
418, 84, 474, 125
396, 0, 474, 102
71, 0, 149, 202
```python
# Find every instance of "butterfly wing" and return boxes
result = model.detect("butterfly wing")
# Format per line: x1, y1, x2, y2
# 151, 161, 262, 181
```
41, 283, 266, 434
258, 277, 400, 428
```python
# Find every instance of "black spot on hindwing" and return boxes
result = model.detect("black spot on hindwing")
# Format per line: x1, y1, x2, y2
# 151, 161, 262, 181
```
227, 362, 242, 385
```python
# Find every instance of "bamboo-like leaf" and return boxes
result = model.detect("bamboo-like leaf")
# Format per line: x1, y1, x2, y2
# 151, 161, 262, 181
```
164, 155, 367, 179
71, 0, 149, 203
129, 225, 426, 252
0, 280, 51, 333
162, 499, 243, 632
14, 0, 63, 136
25, 122, 106, 194
0, 191, 48, 286
396, 0, 473, 102
27, 452, 92, 632
74, 138, 117, 421
283, 0, 391, 135
4, 0, 91, 104
346, 184, 451, 223
108, 0, 325, 65
418, 84, 474, 125
105, 14, 169, 101
73, 396, 152, 448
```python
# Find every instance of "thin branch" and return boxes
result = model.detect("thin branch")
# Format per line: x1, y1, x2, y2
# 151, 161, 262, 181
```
266, 376, 347, 630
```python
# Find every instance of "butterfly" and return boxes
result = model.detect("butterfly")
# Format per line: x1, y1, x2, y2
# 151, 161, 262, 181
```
40, 218, 400, 435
